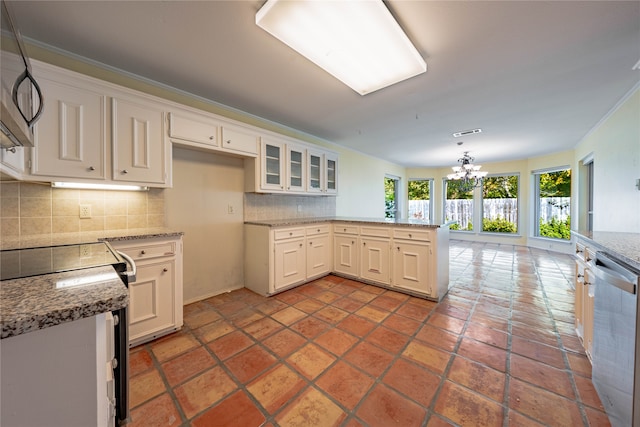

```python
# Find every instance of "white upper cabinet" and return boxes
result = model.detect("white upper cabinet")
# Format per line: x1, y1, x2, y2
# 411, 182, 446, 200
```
112, 95, 170, 186
286, 143, 306, 192
260, 138, 285, 192
31, 74, 106, 180
325, 152, 338, 194
307, 149, 323, 193
219, 124, 259, 156
168, 111, 219, 148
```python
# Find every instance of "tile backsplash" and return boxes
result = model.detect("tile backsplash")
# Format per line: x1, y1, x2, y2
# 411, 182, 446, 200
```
244, 193, 336, 221
0, 182, 165, 239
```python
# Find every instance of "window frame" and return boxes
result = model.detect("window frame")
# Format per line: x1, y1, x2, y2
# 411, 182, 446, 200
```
407, 178, 433, 222
532, 166, 572, 240
480, 173, 520, 235
442, 178, 475, 232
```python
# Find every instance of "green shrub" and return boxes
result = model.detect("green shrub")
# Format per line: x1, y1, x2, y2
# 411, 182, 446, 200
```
539, 216, 571, 240
449, 222, 473, 231
482, 217, 517, 233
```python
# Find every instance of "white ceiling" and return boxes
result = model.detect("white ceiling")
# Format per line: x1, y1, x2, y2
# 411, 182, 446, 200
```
8, 0, 640, 167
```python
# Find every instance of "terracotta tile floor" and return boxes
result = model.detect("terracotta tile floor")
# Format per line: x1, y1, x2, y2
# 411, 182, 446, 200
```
126, 241, 611, 427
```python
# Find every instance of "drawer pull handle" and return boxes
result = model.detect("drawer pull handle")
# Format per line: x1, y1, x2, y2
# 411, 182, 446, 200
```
408, 233, 412, 238
351, 240, 354, 245
163, 268, 168, 272
344, 228, 347, 232
141, 250, 146, 255
299, 243, 303, 248
122, 169, 128, 174
88, 166, 95, 171
226, 140, 231, 144
317, 229, 320, 232
209, 135, 214, 140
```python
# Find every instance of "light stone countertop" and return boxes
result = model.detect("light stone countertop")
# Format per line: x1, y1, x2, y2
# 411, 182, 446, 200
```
572, 231, 640, 272
1, 227, 184, 250
1, 266, 129, 339
244, 217, 447, 229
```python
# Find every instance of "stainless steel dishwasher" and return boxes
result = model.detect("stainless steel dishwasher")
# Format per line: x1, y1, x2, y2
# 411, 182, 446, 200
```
592, 252, 640, 427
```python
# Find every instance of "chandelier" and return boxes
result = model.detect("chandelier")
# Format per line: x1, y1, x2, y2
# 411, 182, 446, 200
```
446, 151, 488, 192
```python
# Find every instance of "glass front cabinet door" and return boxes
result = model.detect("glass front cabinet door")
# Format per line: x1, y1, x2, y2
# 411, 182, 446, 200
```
307, 149, 323, 193
286, 144, 306, 192
261, 139, 285, 191
325, 153, 338, 194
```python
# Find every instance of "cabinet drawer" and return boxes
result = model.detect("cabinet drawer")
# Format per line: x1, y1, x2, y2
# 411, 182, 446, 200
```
334, 224, 358, 235
393, 228, 431, 241
220, 125, 258, 155
274, 227, 305, 240
116, 241, 177, 261
169, 112, 219, 147
360, 226, 391, 238
306, 224, 330, 236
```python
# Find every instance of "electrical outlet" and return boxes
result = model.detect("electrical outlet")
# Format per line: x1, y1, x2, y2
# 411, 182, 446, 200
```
227, 204, 234, 214
79, 204, 92, 219
80, 244, 91, 258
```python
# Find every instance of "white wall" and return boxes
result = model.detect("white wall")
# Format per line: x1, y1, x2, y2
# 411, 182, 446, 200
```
335, 148, 406, 218
574, 87, 640, 233
165, 147, 245, 303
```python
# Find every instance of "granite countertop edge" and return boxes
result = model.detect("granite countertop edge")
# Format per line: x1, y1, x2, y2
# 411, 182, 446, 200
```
244, 217, 446, 228
1, 228, 184, 250
572, 230, 640, 271
1, 266, 129, 339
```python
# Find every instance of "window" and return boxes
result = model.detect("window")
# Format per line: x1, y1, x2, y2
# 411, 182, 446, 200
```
533, 168, 571, 240
481, 175, 519, 233
385, 176, 399, 218
444, 179, 474, 231
408, 179, 432, 221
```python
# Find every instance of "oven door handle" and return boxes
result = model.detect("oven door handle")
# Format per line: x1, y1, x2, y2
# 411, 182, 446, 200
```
116, 250, 137, 283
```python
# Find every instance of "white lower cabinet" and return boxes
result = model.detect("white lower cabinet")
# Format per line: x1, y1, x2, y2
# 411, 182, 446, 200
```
274, 236, 306, 292
245, 223, 332, 296
306, 225, 331, 279
110, 236, 183, 346
245, 222, 449, 301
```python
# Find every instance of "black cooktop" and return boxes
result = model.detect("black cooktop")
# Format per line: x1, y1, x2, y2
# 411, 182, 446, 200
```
0, 242, 122, 281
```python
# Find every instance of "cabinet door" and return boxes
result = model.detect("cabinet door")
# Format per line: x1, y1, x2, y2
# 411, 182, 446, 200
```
128, 259, 176, 345
393, 240, 432, 296
334, 234, 358, 277
220, 125, 258, 156
261, 139, 285, 192
168, 111, 218, 148
0, 146, 26, 179
274, 238, 306, 291
286, 144, 306, 192
574, 260, 585, 339
32, 78, 106, 179
360, 237, 390, 284
112, 97, 168, 185
583, 268, 595, 358
307, 149, 323, 193
325, 152, 338, 194
307, 234, 331, 279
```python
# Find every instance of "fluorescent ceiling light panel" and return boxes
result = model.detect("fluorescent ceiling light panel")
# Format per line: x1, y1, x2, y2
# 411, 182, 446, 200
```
256, 0, 426, 95
51, 182, 149, 191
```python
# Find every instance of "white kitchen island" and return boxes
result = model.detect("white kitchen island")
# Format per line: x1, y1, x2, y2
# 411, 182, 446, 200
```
244, 217, 450, 301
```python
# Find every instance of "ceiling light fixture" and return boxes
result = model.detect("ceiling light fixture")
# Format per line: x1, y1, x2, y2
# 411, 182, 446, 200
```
446, 151, 488, 192
255, 0, 426, 95
51, 182, 149, 191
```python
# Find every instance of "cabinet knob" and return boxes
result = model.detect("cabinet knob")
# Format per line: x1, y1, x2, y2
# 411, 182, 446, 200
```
397, 246, 400, 251
226, 140, 231, 144
299, 243, 303, 248
141, 250, 146, 255
309, 241, 312, 245
88, 166, 95, 171
343, 228, 347, 232
122, 169, 128, 174
351, 240, 354, 245
289, 232, 293, 236
163, 268, 168, 272
317, 229, 320, 232
363, 242, 366, 246
409, 233, 412, 238
209, 136, 214, 140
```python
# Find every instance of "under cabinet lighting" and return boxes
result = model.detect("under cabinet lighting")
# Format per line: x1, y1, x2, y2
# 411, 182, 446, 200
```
256, 0, 426, 95
51, 182, 149, 191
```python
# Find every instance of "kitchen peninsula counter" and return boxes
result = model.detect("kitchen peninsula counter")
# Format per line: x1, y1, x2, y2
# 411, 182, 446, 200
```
245, 217, 448, 228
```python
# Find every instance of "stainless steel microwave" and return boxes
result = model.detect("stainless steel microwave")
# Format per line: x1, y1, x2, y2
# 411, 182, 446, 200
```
0, 0, 43, 149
